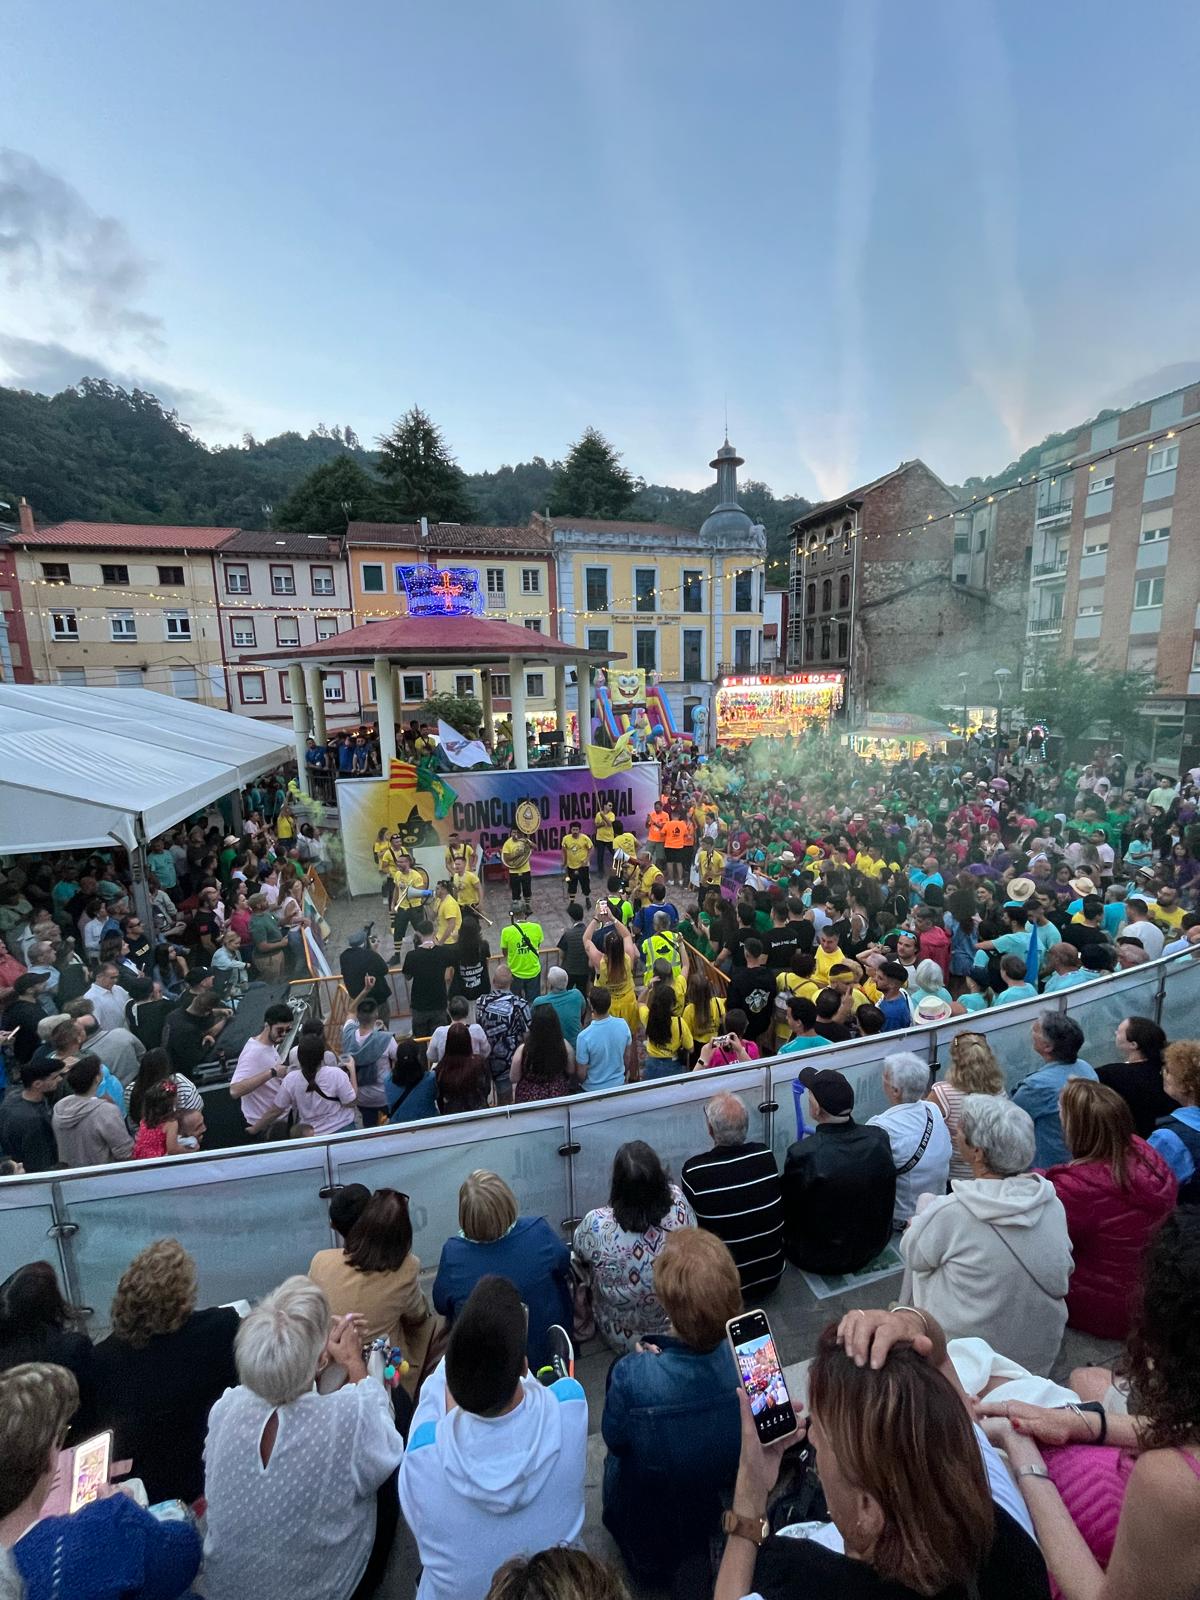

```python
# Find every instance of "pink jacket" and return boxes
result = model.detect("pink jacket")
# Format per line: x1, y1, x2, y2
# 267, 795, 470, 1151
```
916, 923, 951, 981
1045, 1140, 1177, 1339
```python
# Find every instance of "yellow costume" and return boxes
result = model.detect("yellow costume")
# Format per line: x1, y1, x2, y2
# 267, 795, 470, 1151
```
696, 848, 725, 887
452, 869, 481, 909
434, 892, 462, 945
562, 833, 592, 871
682, 995, 726, 1044
599, 954, 640, 1030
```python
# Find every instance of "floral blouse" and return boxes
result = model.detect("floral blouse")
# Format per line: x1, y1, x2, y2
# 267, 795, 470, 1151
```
572, 1185, 696, 1352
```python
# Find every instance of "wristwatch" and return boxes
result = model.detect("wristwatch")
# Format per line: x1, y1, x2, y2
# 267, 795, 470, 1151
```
722, 1510, 770, 1545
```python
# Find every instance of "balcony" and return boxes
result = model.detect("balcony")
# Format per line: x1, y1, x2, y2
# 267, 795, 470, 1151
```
1035, 500, 1074, 525
1032, 556, 1068, 580
1028, 615, 1064, 635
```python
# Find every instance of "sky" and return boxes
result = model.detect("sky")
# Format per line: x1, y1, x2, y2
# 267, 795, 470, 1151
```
3, 0, 1200, 501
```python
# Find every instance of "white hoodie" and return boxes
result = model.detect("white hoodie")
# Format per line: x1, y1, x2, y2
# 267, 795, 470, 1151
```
900, 1175, 1073, 1377
398, 1361, 588, 1600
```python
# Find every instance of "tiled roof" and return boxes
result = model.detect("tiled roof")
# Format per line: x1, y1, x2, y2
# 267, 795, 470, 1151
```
346, 522, 552, 553
249, 613, 619, 665
538, 514, 695, 537
14, 521, 238, 550
791, 460, 955, 528
221, 530, 343, 556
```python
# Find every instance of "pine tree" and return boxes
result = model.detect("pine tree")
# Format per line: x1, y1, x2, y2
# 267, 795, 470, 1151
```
376, 406, 476, 523
549, 427, 635, 518
274, 454, 391, 535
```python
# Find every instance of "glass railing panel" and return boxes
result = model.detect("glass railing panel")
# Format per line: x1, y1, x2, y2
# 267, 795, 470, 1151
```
1159, 953, 1200, 1039
932, 1002, 1048, 1092
58, 1143, 333, 1333
765, 1036, 918, 1166
1061, 969, 1162, 1066
0, 1179, 63, 1293
565, 1064, 768, 1224
326, 1107, 573, 1262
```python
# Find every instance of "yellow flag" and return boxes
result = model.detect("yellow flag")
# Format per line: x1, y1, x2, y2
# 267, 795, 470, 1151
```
587, 733, 633, 780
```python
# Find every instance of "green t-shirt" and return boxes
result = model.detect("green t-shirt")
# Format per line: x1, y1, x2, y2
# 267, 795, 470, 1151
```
501, 921, 543, 980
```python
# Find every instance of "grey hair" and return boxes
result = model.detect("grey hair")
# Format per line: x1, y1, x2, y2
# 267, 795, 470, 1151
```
913, 960, 944, 995
1036, 1010, 1084, 1063
547, 966, 568, 990
653, 911, 670, 932
883, 1051, 930, 1103
36, 1013, 71, 1042
235, 1275, 330, 1406
959, 1094, 1035, 1176
705, 1091, 749, 1146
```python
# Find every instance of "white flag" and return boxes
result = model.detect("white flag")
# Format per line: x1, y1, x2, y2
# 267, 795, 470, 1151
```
437, 719, 492, 768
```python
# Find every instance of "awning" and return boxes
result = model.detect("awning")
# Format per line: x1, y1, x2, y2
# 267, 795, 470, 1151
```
0, 685, 294, 854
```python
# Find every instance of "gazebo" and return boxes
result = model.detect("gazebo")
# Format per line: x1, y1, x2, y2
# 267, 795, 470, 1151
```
252, 614, 622, 791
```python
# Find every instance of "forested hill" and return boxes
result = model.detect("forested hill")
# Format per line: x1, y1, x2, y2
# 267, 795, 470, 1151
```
0, 378, 808, 570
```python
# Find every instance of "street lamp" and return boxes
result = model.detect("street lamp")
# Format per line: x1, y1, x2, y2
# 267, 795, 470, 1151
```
993, 667, 1012, 774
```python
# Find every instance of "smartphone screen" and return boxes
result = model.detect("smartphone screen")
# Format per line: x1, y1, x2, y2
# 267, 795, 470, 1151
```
727, 1311, 798, 1444
69, 1431, 113, 1513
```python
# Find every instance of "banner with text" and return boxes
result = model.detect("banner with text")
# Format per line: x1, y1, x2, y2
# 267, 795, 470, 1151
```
337, 762, 661, 897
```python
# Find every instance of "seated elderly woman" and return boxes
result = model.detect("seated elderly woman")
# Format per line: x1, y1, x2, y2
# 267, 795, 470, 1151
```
433, 1171, 571, 1371
0, 1361, 202, 1600
202, 1276, 405, 1600
714, 1307, 1049, 1600
900, 1094, 1073, 1375
601, 1228, 743, 1581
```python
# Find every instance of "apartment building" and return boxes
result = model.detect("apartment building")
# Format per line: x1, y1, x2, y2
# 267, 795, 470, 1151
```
0, 500, 34, 682
215, 529, 361, 728
10, 519, 232, 707
344, 520, 559, 734
546, 438, 767, 737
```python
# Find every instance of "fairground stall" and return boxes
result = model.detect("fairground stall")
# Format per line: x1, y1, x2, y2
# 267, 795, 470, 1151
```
714, 672, 845, 746
843, 712, 955, 762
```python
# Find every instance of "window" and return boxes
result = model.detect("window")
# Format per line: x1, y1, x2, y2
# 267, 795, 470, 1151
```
1087, 473, 1115, 495
157, 565, 184, 585
820, 625, 831, 660
734, 570, 753, 612
1193, 641, 1200, 672
1134, 578, 1164, 609
634, 568, 656, 613
270, 564, 295, 595
101, 564, 129, 585
361, 563, 385, 594
806, 582, 816, 613
521, 568, 541, 595
635, 629, 657, 671
1083, 538, 1109, 556
526, 672, 545, 698
682, 570, 703, 612
278, 672, 292, 704
51, 610, 78, 640
838, 574, 851, 607
804, 624, 815, 658
455, 674, 474, 697
41, 562, 70, 582
402, 674, 425, 701
164, 610, 191, 640
486, 567, 506, 599
824, 524, 836, 545
523, 617, 543, 632
1140, 524, 1171, 544
586, 628, 610, 652
323, 673, 345, 703
821, 579, 832, 611
838, 622, 849, 655
310, 565, 335, 595
316, 616, 338, 640
733, 628, 753, 668
275, 616, 300, 647
683, 629, 703, 680
1147, 444, 1179, 475
490, 673, 511, 699
841, 520, 852, 555
225, 563, 251, 594
585, 568, 609, 611
115, 668, 142, 689
231, 617, 256, 648
1077, 603, 1104, 617
1127, 644, 1158, 674
171, 666, 199, 699
109, 610, 137, 641
56, 667, 86, 686
239, 673, 266, 704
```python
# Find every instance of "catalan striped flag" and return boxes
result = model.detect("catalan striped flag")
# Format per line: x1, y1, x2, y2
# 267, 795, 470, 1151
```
389, 760, 418, 792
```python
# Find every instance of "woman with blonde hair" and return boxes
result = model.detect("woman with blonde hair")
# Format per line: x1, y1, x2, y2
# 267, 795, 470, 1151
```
928, 1031, 1007, 1181
487, 1550, 628, 1600
432, 1170, 571, 1368
1046, 1078, 1176, 1339
92, 1237, 239, 1504
601, 1228, 743, 1580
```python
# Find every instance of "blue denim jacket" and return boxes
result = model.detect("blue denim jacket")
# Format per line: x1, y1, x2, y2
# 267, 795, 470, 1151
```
601, 1335, 741, 1579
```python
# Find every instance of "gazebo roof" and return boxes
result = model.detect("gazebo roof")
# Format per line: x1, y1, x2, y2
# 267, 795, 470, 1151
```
250, 613, 622, 672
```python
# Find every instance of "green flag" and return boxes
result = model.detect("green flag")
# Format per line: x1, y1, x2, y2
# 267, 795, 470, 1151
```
417, 757, 457, 820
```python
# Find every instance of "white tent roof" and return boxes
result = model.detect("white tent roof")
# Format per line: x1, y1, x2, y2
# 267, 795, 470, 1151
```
0, 685, 294, 854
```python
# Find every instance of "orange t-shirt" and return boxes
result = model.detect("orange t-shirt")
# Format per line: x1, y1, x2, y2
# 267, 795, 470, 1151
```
647, 809, 669, 843
663, 819, 688, 850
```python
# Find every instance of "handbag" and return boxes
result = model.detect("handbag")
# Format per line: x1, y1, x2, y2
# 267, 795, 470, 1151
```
570, 1257, 595, 1343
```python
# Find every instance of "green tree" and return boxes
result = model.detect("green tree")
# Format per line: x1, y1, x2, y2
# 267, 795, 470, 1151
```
376, 406, 476, 523
549, 427, 634, 518
274, 454, 390, 534
1023, 655, 1160, 755
418, 691, 484, 737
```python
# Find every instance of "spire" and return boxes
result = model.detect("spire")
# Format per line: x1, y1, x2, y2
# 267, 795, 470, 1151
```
709, 437, 744, 510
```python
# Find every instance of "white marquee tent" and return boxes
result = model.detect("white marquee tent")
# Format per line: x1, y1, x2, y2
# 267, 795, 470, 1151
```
0, 685, 293, 855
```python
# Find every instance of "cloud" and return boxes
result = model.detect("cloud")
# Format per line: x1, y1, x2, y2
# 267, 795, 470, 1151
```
0, 148, 162, 346
0, 333, 228, 431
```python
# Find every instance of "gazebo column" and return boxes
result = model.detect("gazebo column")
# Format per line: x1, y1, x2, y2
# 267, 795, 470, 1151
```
305, 666, 327, 745
480, 668, 494, 749
509, 655, 528, 772
375, 655, 397, 769
575, 659, 592, 752
554, 665, 568, 752
288, 664, 311, 796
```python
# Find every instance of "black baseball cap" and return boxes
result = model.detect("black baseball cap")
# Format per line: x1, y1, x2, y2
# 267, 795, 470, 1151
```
796, 1066, 854, 1116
